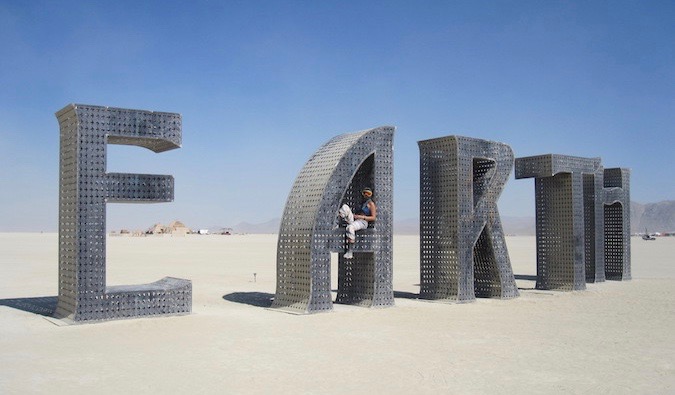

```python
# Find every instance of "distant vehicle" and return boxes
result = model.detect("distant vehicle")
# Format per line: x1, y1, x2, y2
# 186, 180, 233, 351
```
642, 229, 656, 241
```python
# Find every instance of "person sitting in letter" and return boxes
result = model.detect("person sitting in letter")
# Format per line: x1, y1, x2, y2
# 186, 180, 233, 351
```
338, 187, 377, 259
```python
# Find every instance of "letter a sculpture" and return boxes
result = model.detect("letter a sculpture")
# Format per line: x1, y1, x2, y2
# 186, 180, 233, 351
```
273, 126, 395, 314
418, 136, 519, 302
55, 104, 191, 323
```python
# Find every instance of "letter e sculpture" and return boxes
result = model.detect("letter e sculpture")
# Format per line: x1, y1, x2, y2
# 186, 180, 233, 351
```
55, 104, 192, 322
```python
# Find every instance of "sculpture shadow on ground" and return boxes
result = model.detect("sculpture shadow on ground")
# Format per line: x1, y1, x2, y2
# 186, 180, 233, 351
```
393, 290, 420, 299
514, 274, 537, 281
331, 288, 420, 300
0, 296, 57, 316
222, 292, 275, 308
514, 274, 537, 290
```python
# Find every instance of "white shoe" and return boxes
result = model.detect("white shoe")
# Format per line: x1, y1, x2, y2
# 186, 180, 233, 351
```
343, 251, 353, 259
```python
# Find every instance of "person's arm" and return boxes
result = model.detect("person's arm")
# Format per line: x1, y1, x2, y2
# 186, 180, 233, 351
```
355, 201, 377, 222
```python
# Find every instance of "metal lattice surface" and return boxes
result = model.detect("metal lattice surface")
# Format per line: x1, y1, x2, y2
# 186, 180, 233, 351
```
515, 154, 601, 291
55, 104, 192, 323
273, 126, 395, 314
603, 168, 631, 281
418, 136, 518, 302
583, 166, 606, 283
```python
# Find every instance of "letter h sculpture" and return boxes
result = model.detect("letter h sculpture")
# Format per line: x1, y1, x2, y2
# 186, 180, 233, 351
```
273, 126, 394, 314
603, 168, 631, 280
516, 155, 631, 289
418, 136, 519, 302
55, 104, 192, 323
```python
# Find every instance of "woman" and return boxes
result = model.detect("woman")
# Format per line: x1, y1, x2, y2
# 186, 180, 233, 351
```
338, 187, 377, 259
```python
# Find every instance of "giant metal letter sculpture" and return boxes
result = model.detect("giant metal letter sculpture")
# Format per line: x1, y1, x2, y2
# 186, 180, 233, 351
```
603, 168, 631, 280
418, 136, 518, 302
584, 165, 605, 283
55, 104, 191, 322
515, 154, 601, 291
273, 126, 394, 314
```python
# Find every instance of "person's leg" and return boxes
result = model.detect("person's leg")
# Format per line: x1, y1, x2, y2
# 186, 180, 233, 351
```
344, 219, 368, 259
346, 223, 357, 242
344, 239, 354, 259
353, 219, 368, 232
346, 219, 367, 241
339, 204, 354, 223
343, 204, 356, 243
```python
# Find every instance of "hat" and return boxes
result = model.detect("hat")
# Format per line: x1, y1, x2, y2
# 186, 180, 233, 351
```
361, 187, 373, 197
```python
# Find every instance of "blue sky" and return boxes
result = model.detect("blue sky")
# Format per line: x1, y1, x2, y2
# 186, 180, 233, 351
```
1, 1, 673, 232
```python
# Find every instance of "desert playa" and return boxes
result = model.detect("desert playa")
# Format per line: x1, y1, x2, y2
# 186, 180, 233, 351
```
1, 233, 673, 394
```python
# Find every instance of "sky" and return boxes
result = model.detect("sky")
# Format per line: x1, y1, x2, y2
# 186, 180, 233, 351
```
1, 1, 673, 232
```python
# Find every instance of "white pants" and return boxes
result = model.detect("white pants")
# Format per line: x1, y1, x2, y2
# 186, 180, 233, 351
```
340, 204, 368, 242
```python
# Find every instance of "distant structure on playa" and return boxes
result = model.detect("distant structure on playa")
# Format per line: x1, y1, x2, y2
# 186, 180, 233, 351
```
146, 220, 190, 236
273, 126, 395, 314
515, 154, 631, 291
418, 136, 519, 302
55, 104, 192, 323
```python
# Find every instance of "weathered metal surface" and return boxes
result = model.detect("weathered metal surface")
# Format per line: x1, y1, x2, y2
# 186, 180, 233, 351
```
515, 154, 601, 291
55, 104, 191, 322
273, 126, 394, 314
584, 166, 606, 283
603, 168, 631, 281
418, 136, 518, 302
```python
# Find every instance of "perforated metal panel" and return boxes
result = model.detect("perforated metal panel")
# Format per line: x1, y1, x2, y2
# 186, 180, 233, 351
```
418, 136, 518, 302
603, 168, 631, 281
515, 154, 601, 291
583, 167, 606, 283
273, 126, 394, 314
55, 104, 192, 322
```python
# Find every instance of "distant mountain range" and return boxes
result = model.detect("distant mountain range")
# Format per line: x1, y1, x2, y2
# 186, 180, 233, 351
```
209, 200, 673, 235
631, 200, 675, 233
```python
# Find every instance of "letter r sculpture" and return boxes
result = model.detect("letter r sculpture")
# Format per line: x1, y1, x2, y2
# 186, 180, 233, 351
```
55, 104, 192, 323
418, 135, 519, 302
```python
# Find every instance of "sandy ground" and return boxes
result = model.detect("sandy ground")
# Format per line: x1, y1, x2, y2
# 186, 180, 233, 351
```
0, 233, 673, 394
